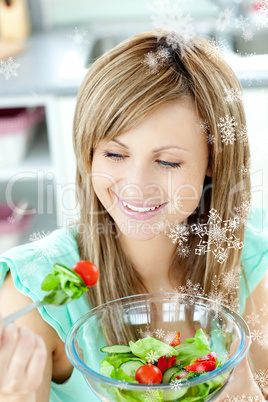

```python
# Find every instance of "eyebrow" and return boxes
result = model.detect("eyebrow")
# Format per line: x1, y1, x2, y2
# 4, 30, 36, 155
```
111, 139, 190, 152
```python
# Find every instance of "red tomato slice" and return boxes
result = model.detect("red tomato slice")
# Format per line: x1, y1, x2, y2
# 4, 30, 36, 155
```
166, 355, 177, 369
135, 364, 162, 384
184, 360, 216, 372
72, 260, 99, 287
194, 352, 217, 362
156, 355, 167, 374
169, 331, 180, 346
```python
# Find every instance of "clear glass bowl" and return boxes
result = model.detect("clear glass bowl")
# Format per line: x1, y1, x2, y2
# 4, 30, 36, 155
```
65, 293, 250, 402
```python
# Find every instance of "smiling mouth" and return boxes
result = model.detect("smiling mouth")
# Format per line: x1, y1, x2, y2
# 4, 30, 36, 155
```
122, 201, 165, 213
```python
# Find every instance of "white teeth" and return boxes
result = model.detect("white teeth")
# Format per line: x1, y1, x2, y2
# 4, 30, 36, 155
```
122, 201, 162, 212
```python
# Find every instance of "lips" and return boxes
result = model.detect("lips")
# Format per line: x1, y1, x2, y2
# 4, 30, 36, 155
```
115, 194, 168, 221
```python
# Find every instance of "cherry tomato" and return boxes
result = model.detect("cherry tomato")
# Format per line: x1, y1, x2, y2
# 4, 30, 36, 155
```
72, 260, 99, 287
135, 364, 162, 384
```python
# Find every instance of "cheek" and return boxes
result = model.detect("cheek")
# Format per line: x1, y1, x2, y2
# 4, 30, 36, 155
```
165, 169, 205, 217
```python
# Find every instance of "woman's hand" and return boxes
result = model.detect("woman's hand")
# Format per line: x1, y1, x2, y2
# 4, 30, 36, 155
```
215, 354, 265, 401
0, 314, 47, 400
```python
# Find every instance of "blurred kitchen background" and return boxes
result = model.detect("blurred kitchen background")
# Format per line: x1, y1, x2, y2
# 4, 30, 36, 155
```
0, 0, 267, 253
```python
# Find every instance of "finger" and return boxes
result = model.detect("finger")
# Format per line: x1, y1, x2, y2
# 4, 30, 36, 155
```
6, 327, 36, 387
0, 324, 19, 373
25, 335, 47, 393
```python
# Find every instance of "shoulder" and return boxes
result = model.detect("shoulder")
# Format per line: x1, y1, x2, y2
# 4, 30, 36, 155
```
0, 226, 80, 286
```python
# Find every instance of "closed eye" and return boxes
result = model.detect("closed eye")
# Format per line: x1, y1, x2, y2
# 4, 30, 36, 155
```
103, 152, 182, 169
103, 152, 124, 161
157, 160, 182, 169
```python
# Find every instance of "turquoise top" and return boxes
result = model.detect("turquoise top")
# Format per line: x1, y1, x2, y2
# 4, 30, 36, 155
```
0, 207, 267, 401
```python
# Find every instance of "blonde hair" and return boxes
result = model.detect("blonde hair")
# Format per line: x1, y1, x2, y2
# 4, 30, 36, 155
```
73, 30, 250, 310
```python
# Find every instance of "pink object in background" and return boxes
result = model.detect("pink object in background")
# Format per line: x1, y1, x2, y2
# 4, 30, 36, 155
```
0, 107, 44, 167
0, 202, 32, 254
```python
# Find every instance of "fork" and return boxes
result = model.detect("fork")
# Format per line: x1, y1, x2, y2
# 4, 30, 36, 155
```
3, 301, 49, 327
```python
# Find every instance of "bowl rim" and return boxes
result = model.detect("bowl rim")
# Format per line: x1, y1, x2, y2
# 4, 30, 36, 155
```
65, 292, 251, 391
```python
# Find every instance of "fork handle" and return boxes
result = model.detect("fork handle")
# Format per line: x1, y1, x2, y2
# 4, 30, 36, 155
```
3, 301, 42, 327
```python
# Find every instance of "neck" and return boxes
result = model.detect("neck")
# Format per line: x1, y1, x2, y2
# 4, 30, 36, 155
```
118, 232, 180, 293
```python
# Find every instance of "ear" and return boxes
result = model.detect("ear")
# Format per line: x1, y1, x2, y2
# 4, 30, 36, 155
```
206, 165, 212, 177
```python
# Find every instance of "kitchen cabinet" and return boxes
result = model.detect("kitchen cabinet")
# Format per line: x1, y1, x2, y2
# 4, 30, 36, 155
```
0, 94, 64, 244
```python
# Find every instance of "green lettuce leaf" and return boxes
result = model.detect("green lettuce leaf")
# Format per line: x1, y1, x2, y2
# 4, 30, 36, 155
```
129, 337, 179, 361
174, 328, 211, 366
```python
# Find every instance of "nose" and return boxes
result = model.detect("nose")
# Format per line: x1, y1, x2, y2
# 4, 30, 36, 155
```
119, 162, 164, 202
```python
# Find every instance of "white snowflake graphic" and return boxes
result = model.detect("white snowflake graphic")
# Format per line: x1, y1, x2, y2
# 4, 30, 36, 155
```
144, 52, 159, 70
67, 27, 89, 45
234, 196, 251, 225
199, 119, 209, 132
146, 350, 159, 364
146, 0, 195, 57
206, 38, 228, 61
225, 88, 243, 104
29, 230, 58, 260
226, 395, 261, 401
220, 350, 230, 362
221, 266, 241, 291
251, 329, 263, 342
217, 115, 238, 145
238, 126, 249, 143
246, 312, 260, 328
154, 328, 165, 339
236, 15, 250, 31
206, 133, 216, 145
260, 303, 268, 316
216, 8, 234, 31
165, 196, 183, 215
228, 217, 242, 231
191, 208, 244, 264
242, 28, 255, 42
0, 57, 20, 80
163, 331, 177, 345
170, 378, 184, 390
177, 279, 204, 304
240, 159, 250, 178
259, 333, 268, 349
165, 223, 191, 258
144, 389, 161, 402
137, 325, 154, 338
143, 46, 171, 72
207, 278, 229, 318
253, 369, 268, 390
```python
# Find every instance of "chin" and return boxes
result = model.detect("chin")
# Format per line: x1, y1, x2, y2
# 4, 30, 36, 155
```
115, 219, 164, 242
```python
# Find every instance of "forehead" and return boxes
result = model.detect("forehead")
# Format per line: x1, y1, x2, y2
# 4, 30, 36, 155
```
103, 99, 203, 149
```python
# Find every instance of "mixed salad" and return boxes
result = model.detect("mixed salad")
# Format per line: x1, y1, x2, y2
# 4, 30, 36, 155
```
41, 260, 99, 305
100, 329, 228, 401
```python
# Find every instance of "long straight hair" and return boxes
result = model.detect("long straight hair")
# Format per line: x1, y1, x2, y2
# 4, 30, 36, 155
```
73, 31, 250, 311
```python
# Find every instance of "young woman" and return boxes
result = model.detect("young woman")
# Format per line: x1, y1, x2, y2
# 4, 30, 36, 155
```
0, 31, 267, 401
